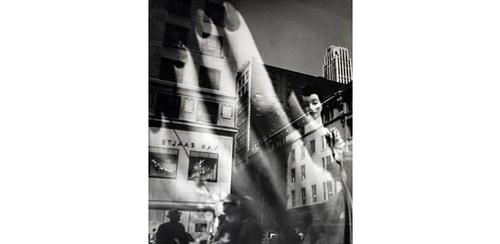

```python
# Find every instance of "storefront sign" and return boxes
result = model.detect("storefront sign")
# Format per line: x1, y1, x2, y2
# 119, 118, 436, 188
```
165, 139, 218, 151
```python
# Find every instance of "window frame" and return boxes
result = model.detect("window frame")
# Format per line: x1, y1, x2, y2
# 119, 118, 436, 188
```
312, 184, 317, 203
159, 58, 184, 83
195, 100, 219, 124
322, 157, 326, 172
327, 180, 334, 199
220, 104, 233, 120
187, 150, 219, 182
166, 0, 192, 17
149, 147, 179, 179
323, 182, 327, 201
198, 65, 221, 90
154, 93, 181, 119
163, 23, 189, 48
301, 187, 306, 205
321, 135, 326, 150
310, 139, 315, 154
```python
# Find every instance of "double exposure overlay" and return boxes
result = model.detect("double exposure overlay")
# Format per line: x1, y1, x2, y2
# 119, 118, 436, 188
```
149, 1, 352, 244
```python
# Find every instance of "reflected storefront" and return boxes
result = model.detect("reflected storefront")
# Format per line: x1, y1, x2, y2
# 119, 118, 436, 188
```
149, 127, 234, 239
149, 209, 214, 242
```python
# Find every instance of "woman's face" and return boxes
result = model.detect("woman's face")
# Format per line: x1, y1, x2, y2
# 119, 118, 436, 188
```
303, 93, 322, 119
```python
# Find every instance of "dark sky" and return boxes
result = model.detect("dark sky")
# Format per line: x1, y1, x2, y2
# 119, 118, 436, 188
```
235, 0, 352, 76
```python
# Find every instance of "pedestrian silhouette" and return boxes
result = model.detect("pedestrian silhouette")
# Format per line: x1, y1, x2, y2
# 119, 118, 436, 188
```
156, 209, 189, 244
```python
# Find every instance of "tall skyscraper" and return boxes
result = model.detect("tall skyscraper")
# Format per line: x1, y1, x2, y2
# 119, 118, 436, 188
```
323, 46, 352, 84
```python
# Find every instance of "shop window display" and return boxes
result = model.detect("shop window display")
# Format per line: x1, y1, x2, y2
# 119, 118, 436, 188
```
188, 151, 218, 182
149, 147, 179, 179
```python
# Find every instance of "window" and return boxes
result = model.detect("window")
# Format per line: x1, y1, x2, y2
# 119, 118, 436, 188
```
163, 24, 189, 47
167, 0, 191, 17
323, 182, 327, 201
204, 1, 225, 26
149, 147, 179, 179
300, 165, 306, 180
291, 190, 296, 207
198, 66, 220, 90
183, 98, 195, 113
196, 100, 219, 124
322, 157, 326, 172
155, 93, 181, 119
291, 168, 296, 183
321, 136, 325, 150
188, 151, 218, 182
327, 181, 333, 199
236, 70, 249, 90
312, 184, 317, 203
202, 33, 223, 55
301, 143, 305, 159
291, 149, 295, 163
310, 140, 315, 154
221, 104, 233, 119
159, 58, 184, 82
301, 187, 306, 205
195, 223, 207, 232
149, 92, 157, 116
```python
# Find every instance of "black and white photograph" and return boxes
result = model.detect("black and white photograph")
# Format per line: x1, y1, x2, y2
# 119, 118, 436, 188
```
149, 0, 352, 243
3, 0, 500, 244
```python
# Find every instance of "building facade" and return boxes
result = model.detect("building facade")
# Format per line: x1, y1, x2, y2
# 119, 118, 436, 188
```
233, 58, 351, 237
285, 123, 343, 210
148, 0, 238, 238
321, 84, 353, 192
323, 46, 353, 84
283, 83, 352, 244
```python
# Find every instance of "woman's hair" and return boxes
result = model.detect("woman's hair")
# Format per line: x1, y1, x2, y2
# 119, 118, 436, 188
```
302, 85, 324, 102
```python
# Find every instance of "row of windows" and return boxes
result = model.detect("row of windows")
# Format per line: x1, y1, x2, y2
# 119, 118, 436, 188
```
149, 147, 219, 182
153, 0, 191, 17
290, 155, 333, 183
290, 181, 335, 207
150, 92, 234, 124
153, 0, 225, 26
159, 58, 221, 90
163, 23, 224, 56
290, 165, 306, 183
291, 138, 327, 163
